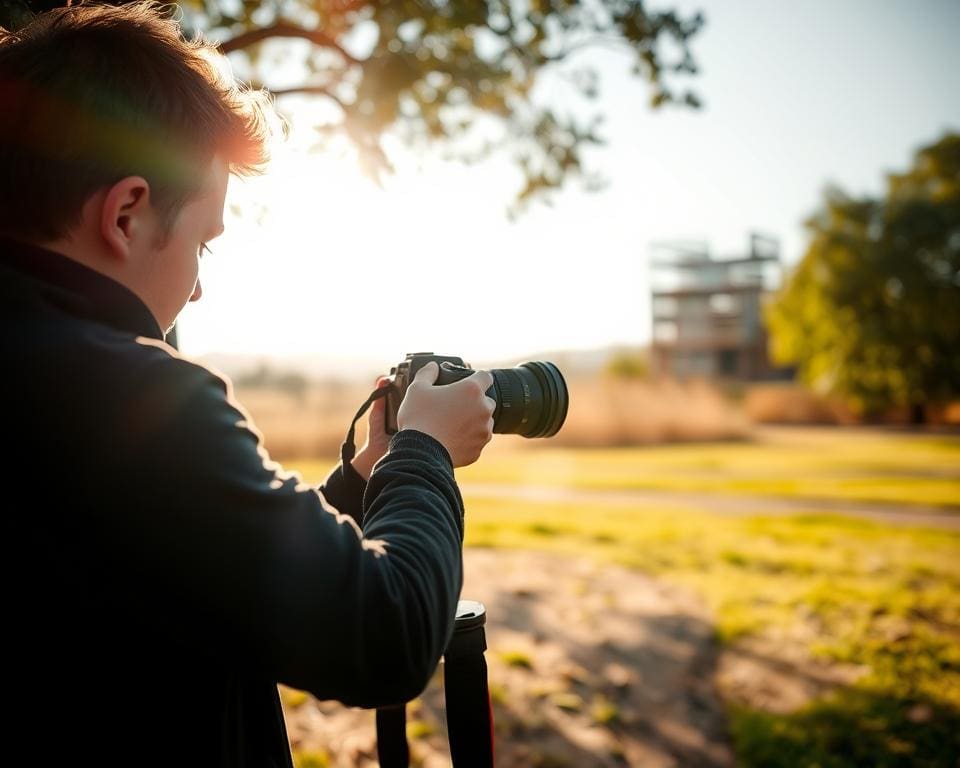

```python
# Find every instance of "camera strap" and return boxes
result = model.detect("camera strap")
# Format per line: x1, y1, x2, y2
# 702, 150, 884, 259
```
339, 385, 391, 467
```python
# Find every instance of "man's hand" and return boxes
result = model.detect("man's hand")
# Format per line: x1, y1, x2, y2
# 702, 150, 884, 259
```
350, 376, 392, 481
397, 361, 495, 468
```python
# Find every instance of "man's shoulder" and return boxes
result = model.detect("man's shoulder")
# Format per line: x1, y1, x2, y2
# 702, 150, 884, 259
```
95, 335, 253, 459
52, 320, 233, 406
48, 317, 236, 426
132, 335, 232, 397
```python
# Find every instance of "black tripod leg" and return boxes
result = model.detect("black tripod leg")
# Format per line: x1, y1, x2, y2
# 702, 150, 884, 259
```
444, 654, 494, 767
376, 705, 409, 767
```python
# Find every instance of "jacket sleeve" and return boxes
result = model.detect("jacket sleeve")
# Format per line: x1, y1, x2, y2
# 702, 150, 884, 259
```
317, 459, 367, 527
101, 353, 464, 708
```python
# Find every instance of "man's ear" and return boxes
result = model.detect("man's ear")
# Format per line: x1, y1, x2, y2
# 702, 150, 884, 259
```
100, 176, 152, 261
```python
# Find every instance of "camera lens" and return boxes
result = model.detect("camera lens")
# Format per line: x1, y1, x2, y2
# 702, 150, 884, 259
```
490, 361, 568, 438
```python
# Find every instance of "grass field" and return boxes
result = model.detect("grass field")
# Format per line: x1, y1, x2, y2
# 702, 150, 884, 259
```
461, 499, 960, 766
287, 428, 960, 766
453, 427, 960, 509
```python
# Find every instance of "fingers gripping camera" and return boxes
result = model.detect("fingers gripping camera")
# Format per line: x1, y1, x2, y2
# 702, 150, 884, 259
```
384, 352, 569, 438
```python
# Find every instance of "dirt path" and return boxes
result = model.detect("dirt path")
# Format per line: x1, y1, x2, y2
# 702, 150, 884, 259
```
283, 549, 734, 767
458, 483, 960, 530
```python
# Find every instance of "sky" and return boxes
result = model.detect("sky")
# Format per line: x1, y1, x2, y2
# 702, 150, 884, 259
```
176, 0, 960, 376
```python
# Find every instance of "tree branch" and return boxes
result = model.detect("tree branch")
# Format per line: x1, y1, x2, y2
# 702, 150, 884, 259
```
542, 36, 637, 63
218, 21, 361, 64
267, 84, 347, 109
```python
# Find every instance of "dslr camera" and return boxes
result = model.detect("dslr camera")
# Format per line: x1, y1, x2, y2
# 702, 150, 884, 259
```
384, 352, 568, 438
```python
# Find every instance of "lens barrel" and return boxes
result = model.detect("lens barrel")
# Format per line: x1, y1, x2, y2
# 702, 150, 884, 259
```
490, 361, 568, 438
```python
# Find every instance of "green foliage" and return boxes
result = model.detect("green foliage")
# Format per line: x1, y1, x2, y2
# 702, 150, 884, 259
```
499, 649, 534, 669
603, 348, 649, 379
766, 132, 960, 416
732, 693, 960, 768
0, 0, 703, 212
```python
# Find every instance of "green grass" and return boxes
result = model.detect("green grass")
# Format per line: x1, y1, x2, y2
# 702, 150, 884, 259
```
453, 430, 960, 509
461, 495, 960, 766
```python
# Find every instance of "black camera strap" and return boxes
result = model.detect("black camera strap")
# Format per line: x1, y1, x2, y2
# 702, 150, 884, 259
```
339, 385, 391, 467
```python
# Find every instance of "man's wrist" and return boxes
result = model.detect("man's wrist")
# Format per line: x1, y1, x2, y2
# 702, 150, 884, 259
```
350, 448, 376, 481
391, 429, 454, 470
353, 431, 453, 480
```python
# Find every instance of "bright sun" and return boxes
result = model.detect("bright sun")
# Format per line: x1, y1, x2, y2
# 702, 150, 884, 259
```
175, 112, 650, 373
177, 130, 542, 368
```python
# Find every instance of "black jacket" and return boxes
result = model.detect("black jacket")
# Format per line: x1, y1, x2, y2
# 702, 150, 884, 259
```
0, 237, 464, 766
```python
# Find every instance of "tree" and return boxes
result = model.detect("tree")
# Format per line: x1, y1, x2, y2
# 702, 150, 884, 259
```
766, 132, 960, 422
604, 346, 648, 379
0, 0, 704, 212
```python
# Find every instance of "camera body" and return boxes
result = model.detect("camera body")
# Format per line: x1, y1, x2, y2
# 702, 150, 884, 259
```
384, 352, 494, 434
384, 351, 568, 439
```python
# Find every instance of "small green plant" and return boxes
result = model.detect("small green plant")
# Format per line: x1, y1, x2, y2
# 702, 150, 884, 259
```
279, 685, 310, 709
591, 694, 621, 725
406, 719, 437, 740
293, 748, 330, 768
550, 692, 584, 712
499, 649, 534, 669
488, 682, 509, 706
603, 349, 649, 380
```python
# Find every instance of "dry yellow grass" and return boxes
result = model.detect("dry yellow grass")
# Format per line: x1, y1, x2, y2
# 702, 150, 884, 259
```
742, 383, 852, 425
234, 374, 752, 459
743, 383, 960, 426
234, 379, 376, 459
552, 376, 750, 447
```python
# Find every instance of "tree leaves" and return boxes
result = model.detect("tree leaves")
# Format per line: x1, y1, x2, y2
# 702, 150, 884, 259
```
766, 133, 960, 417
78, 0, 707, 209
2, 0, 704, 208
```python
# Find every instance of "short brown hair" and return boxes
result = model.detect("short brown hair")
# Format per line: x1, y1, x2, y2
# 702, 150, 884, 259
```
0, 1, 274, 241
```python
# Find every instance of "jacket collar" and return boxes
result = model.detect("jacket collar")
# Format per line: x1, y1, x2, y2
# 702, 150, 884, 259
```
0, 235, 164, 341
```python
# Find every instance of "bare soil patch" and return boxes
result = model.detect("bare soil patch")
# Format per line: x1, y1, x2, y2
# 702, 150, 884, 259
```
283, 549, 734, 767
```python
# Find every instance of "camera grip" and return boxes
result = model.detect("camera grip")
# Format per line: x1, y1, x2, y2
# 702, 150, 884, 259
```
436, 362, 496, 399
383, 354, 502, 435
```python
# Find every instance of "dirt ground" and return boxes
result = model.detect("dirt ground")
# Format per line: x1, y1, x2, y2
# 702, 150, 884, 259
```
283, 548, 736, 767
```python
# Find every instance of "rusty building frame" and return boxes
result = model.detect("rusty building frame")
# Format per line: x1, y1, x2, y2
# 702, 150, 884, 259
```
649, 232, 786, 380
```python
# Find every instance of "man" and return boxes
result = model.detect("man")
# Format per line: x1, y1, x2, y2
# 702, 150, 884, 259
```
0, 2, 494, 765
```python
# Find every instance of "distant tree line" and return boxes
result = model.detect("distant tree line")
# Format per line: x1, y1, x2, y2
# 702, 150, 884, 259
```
235, 362, 309, 399
767, 132, 960, 423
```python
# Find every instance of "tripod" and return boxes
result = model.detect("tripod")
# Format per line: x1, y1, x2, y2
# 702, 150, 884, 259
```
375, 600, 495, 767
340, 388, 495, 765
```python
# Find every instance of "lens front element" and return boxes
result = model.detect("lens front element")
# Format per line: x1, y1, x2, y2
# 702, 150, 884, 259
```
490, 361, 568, 438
